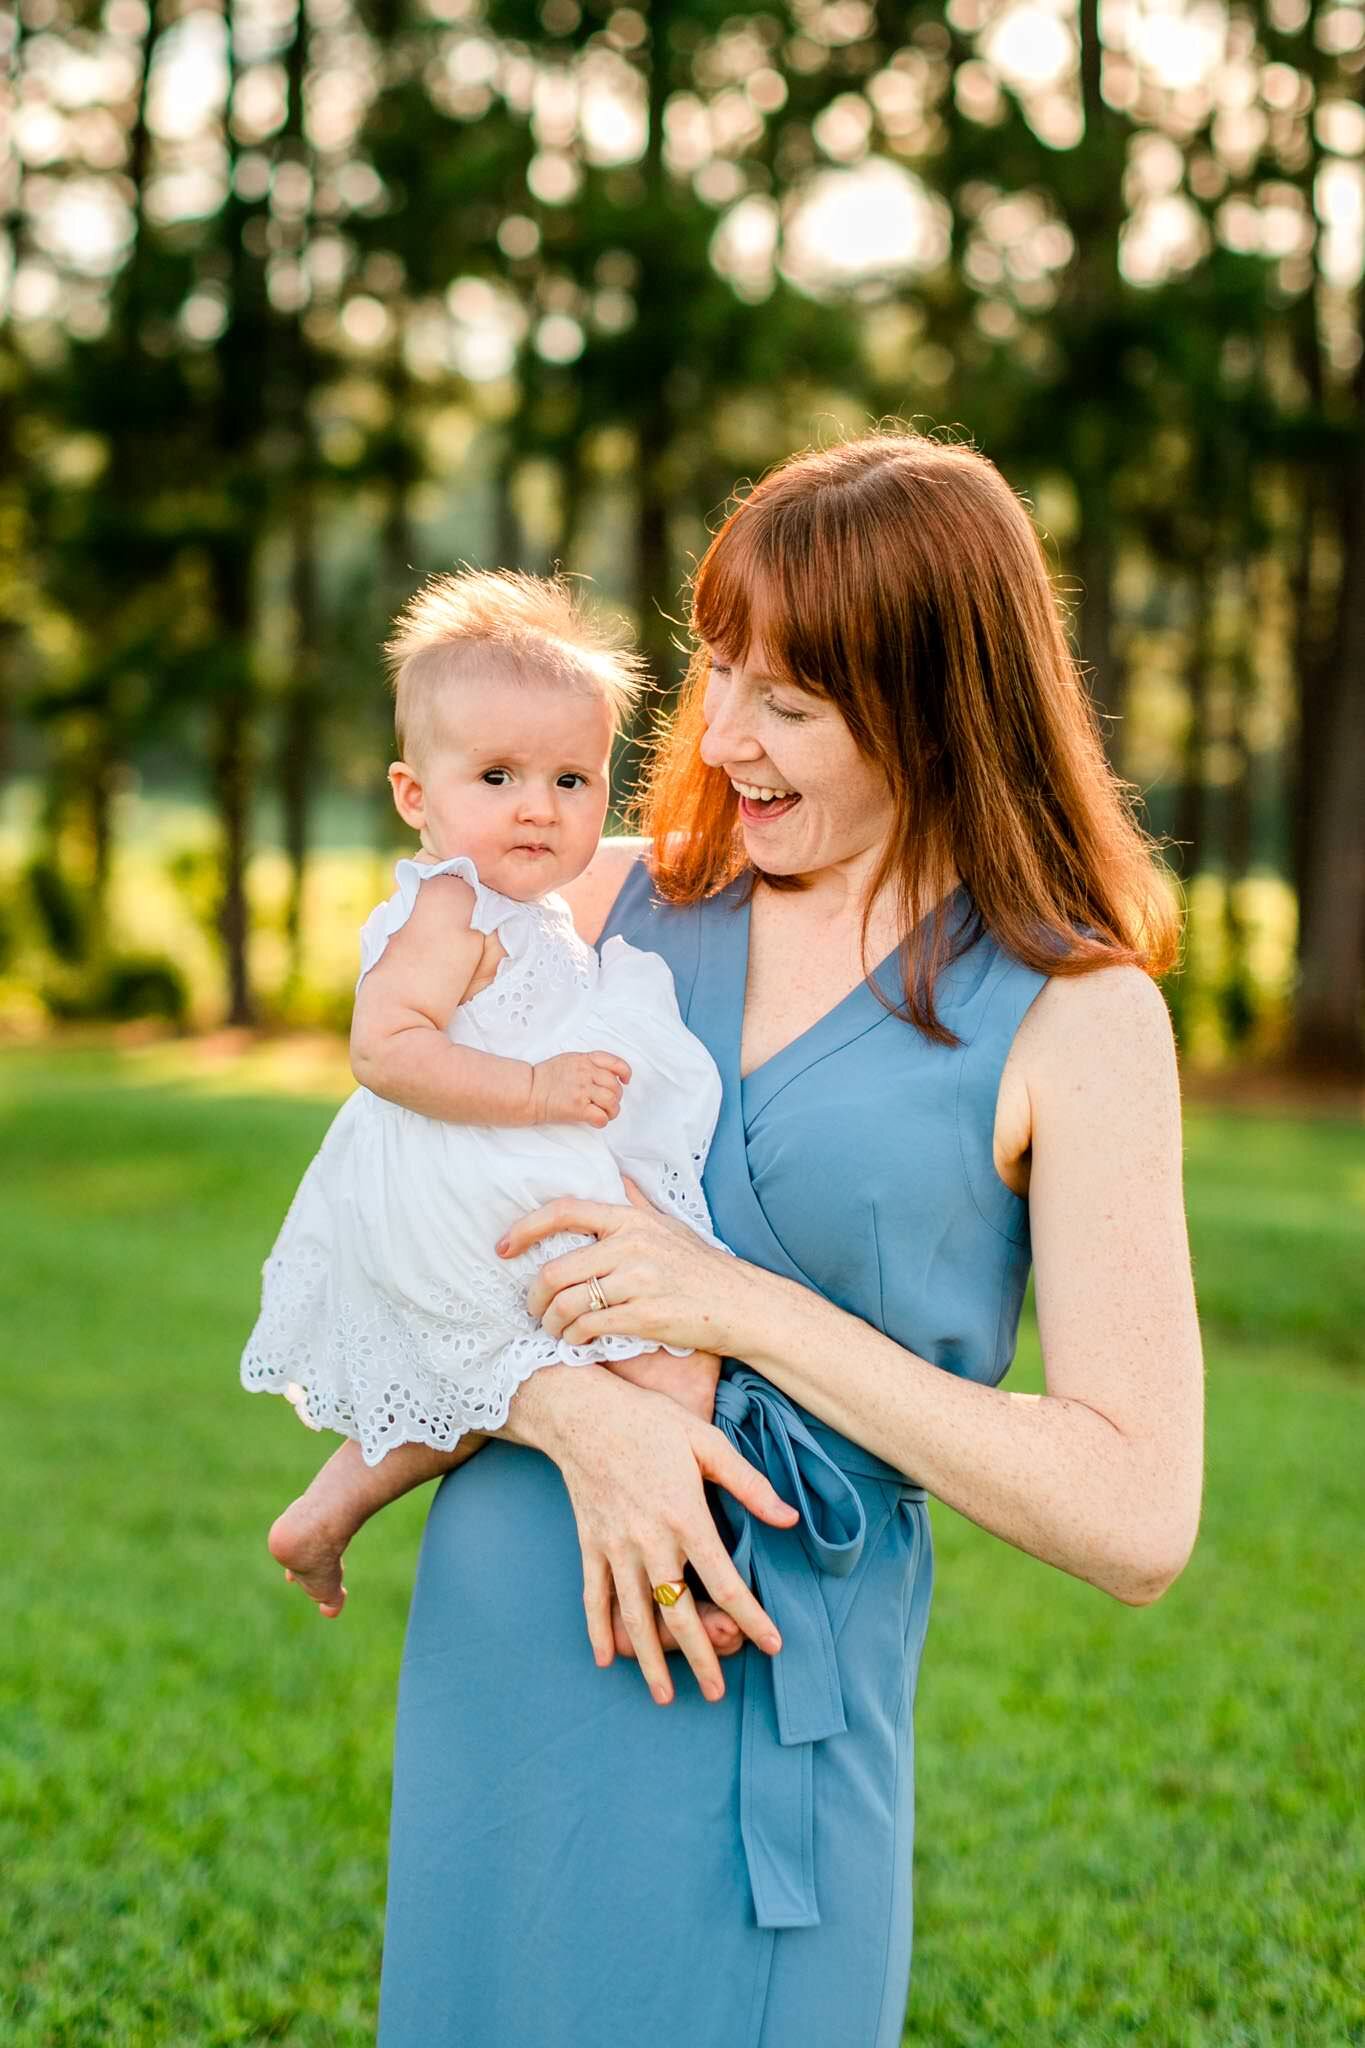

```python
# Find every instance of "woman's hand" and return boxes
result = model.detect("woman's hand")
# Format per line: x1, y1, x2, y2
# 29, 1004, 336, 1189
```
498, 1180, 762, 1359
600, 1347, 745, 1664
500, 1365, 797, 1705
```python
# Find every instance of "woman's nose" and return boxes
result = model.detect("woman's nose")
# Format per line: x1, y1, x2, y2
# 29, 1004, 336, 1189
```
699, 679, 757, 767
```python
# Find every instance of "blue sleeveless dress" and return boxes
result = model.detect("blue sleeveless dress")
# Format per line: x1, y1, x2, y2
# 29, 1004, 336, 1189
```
378, 865, 1047, 2047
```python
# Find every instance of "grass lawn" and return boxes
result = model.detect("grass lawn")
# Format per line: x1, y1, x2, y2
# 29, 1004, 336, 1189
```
1, 1042, 1361, 2047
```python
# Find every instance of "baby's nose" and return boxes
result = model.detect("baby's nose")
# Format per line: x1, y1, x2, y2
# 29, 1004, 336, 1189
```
517, 783, 558, 820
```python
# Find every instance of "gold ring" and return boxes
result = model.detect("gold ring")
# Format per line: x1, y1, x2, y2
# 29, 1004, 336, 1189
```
652, 1578, 688, 1608
587, 1276, 608, 1314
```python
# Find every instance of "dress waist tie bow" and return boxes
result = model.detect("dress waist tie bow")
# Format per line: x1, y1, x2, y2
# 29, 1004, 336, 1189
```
711, 1369, 927, 1931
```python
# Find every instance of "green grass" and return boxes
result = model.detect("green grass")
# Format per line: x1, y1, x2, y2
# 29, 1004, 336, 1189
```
0, 1045, 1361, 2047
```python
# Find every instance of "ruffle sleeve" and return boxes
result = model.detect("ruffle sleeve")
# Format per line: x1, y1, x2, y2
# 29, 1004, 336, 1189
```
356, 855, 520, 989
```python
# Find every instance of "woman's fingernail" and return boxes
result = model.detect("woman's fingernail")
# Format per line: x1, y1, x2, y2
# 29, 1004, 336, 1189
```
763, 1634, 782, 1653
704, 1682, 724, 1702
653, 1684, 672, 1705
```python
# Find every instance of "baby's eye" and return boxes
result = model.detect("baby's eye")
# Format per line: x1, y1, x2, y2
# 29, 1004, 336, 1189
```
481, 769, 511, 785
557, 772, 589, 789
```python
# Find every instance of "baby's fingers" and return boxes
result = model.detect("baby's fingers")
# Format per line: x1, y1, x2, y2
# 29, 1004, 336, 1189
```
612, 1595, 743, 1663
589, 1052, 632, 1085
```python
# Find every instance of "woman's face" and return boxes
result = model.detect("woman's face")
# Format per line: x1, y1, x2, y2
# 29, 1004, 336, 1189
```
698, 644, 895, 881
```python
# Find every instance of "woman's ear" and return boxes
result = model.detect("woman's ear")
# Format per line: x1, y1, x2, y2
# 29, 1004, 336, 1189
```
388, 761, 425, 832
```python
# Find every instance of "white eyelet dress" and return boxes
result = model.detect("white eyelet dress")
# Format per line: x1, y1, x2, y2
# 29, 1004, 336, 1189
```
240, 855, 723, 1466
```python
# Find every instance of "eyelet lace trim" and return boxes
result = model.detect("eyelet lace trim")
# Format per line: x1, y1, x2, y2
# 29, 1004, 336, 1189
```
467, 895, 594, 1035
241, 1224, 676, 1467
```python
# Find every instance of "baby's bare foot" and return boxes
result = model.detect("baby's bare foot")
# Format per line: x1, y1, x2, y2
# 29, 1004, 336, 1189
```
267, 1496, 348, 1618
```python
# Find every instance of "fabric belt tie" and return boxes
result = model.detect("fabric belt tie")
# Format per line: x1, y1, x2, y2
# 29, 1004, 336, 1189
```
711, 1368, 927, 1931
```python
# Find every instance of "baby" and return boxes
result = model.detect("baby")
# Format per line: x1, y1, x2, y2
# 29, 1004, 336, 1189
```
242, 568, 731, 1632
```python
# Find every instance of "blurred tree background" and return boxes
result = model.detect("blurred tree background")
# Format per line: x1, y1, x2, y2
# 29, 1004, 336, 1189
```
1, 0, 1362, 1071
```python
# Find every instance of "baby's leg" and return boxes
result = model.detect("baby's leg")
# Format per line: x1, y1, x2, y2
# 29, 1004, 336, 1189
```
268, 1434, 486, 1617
605, 1348, 744, 1664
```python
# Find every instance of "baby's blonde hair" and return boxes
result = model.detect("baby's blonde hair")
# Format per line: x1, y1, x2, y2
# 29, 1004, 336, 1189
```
383, 567, 648, 763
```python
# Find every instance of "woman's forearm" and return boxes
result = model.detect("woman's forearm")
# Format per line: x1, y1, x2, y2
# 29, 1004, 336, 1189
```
730, 1267, 1200, 1606
493, 1361, 612, 1457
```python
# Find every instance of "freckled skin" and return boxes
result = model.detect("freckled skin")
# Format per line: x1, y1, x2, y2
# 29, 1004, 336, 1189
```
554, 663, 1204, 1608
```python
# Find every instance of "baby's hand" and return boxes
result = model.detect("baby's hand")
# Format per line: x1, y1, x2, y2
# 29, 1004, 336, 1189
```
606, 1346, 721, 1426
530, 1051, 631, 1128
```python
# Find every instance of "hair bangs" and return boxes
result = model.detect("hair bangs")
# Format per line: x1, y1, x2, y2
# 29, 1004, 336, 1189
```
641, 425, 1180, 1033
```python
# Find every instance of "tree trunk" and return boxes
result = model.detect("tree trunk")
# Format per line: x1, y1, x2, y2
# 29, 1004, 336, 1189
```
0, 4, 27, 795
557, 433, 589, 576
281, 482, 321, 980
1173, 567, 1213, 880
1075, 514, 1122, 766
276, 0, 319, 984
1294, 52, 1365, 1075
208, 0, 266, 1027
492, 424, 524, 566
624, 0, 682, 801
1221, 623, 1257, 1051
1067, 0, 1127, 768
1294, 446, 1365, 1072
211, 539, 256, 1027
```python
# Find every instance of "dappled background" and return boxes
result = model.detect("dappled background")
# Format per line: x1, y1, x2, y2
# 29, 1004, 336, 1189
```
1, 0, 1363, 1068
1, 3, 1363, 2045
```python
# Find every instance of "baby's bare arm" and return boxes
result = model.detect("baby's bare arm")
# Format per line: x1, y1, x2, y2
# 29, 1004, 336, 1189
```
351, 876, 541, 1124
350, 875, 630, 1128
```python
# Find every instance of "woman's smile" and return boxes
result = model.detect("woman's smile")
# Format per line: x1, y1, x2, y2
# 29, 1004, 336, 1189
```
730, 777, 801, 825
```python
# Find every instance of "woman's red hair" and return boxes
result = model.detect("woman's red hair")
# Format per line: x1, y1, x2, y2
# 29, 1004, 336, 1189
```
636, 428, 1178, 1042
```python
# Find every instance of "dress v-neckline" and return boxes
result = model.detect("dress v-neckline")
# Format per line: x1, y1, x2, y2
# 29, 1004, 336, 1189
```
732, 880, 967, 1092
687, 875, 970, 1290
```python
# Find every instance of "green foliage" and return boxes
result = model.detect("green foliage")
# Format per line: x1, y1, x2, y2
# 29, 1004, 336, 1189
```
1, 0, 1361, 1056
0, 1047, 1361, 2045
41, 951, 190, 1027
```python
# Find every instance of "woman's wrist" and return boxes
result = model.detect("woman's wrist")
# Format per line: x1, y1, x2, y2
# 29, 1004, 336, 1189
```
718, 1257, 790, 1367
497, 1362, 612, 1458
723, 1259, 835, 1379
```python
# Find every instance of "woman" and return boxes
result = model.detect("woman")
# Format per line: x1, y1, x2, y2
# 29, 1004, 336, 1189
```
377, 430, 1204, 2046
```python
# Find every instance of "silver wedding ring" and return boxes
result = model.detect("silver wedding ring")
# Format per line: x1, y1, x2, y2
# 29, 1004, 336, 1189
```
587, 1276, 608, 1314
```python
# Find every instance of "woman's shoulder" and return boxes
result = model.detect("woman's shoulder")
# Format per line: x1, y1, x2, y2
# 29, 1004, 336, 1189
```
558, 837, 649, 945
1010, 964, 1178, 1108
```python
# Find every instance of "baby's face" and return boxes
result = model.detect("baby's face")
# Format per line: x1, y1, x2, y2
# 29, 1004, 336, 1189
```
398, 670, 614, 899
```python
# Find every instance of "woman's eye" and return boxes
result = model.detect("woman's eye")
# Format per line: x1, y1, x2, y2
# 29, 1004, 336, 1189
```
709, 660, 732, 678
767, 699, 808, 724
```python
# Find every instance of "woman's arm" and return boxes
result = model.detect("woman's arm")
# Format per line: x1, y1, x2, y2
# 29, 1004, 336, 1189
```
738, 970, 1202, 1604
508, 968, 1205, 1607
